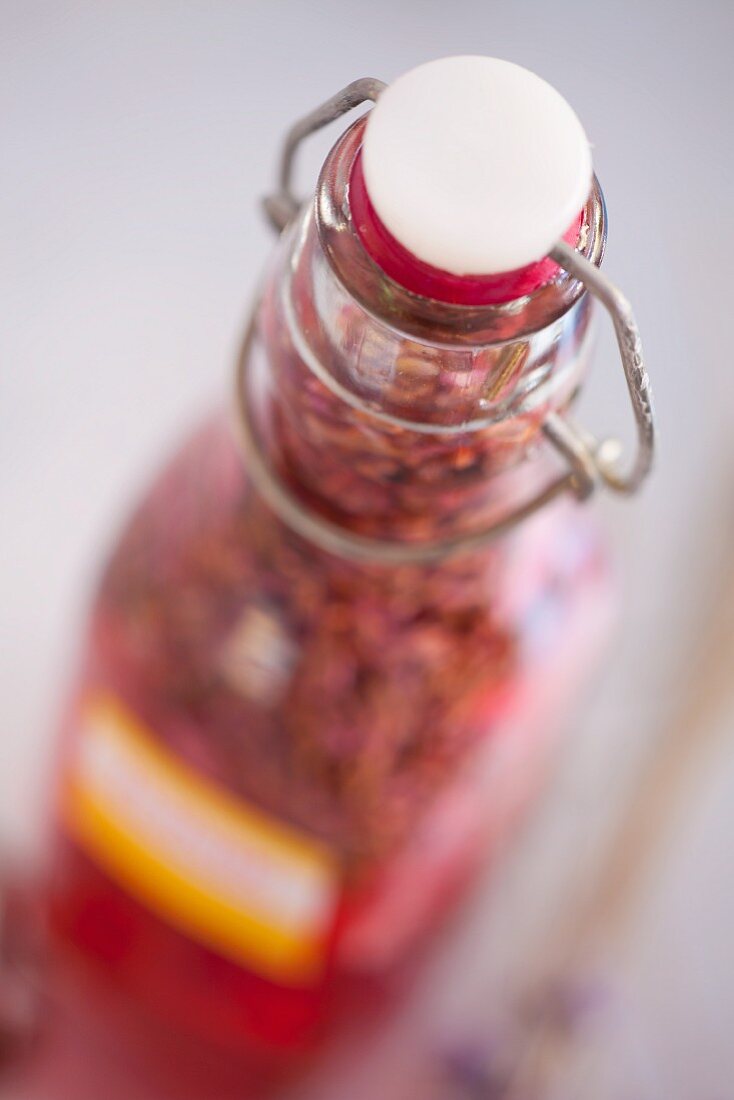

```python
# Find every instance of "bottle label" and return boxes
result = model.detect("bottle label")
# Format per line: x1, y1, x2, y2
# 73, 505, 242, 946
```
61, 695, 338, 985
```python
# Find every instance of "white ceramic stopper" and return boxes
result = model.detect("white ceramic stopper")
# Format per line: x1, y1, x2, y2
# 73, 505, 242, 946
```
361, 56, 592, 275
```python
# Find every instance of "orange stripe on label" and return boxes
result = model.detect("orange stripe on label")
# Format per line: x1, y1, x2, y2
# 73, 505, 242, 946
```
61, 696, 337, 985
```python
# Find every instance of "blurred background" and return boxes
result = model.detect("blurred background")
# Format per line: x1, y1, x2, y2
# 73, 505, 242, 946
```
2, 2, 733, 1097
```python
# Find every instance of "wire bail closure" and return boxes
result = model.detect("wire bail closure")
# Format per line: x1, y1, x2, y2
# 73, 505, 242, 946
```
240, 78, 656, 564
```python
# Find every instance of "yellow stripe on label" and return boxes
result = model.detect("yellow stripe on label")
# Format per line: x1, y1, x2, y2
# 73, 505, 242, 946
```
62, 696, 337, 985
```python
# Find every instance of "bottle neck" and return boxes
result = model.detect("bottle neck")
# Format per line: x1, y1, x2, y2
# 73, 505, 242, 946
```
255, 121, 606, 545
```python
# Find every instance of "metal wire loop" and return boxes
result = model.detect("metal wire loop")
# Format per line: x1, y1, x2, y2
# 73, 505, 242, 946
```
549, 241, 655, 494
263, 77, 387, 233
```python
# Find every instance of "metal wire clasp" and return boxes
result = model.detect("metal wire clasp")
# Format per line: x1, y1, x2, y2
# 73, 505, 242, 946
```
263, 77, 387, 233
243, 78, 656, 563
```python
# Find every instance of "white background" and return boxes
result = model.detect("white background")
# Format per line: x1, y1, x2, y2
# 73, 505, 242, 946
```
2, 3, 734, 1096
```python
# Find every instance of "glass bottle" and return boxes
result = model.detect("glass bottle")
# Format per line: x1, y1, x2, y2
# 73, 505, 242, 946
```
28, 59, 653, 1099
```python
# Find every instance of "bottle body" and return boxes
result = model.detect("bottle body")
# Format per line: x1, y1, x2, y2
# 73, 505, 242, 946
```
45, 431, 611, 1092
40, 123, 613, 1096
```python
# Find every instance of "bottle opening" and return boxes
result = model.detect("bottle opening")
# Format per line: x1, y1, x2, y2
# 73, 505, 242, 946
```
351, 56, 592, 307
349, 149, 584, 306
